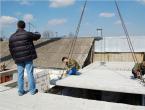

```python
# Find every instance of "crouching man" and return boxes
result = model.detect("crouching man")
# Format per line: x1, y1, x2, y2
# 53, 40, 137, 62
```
62, 57, 80, 76
132, 61, 145, 79
9, 20, 41, 96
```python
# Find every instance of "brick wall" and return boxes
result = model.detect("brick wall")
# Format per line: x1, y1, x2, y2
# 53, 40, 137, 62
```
0, 75, 13, 84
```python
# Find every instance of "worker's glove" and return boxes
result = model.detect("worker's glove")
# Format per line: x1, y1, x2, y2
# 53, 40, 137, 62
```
62, 72, 67, 78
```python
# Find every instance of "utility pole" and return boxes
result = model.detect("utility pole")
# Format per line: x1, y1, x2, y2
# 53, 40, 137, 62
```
28, 22, 36, 32
28, 22, 30, 32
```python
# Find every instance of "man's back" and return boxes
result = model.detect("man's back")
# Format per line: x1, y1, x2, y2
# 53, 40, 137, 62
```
9, 29, 41, 63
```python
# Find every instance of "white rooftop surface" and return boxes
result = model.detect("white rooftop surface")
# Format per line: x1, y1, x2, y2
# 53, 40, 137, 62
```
0, 87, 144, 110
56, 62, 145, 95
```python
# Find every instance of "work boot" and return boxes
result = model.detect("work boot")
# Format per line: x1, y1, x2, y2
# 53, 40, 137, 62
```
31, 89, 38, 95
18, 91, 27, 96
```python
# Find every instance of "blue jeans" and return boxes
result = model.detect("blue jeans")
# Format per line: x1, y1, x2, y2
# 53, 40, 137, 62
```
67, 67, 77, 75
17, 60, 36, 94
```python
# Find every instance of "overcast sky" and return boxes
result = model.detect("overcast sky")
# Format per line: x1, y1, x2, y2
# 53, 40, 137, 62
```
1, 0, 145, 38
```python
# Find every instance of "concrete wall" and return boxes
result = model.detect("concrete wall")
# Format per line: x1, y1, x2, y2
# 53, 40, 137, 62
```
24, 70, 50, 93
93, 52, 144, 62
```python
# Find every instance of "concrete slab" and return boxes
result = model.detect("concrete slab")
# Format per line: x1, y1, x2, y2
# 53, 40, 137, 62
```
56, 62, 145, 95
0, 87, 144, 110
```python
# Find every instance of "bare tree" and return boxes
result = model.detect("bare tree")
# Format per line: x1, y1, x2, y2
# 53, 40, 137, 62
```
68, 32, 75, 37
42, 30, 54, 39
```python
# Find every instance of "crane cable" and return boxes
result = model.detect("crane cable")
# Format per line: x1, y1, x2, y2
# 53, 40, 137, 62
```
59, 0, 87, 78
115, 0, 138, 64
68, 0, 87, 59
114, 0, 144, 80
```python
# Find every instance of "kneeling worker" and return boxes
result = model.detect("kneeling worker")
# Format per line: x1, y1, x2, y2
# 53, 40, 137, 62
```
132, 61, 145, 79
62, 57, 80, 75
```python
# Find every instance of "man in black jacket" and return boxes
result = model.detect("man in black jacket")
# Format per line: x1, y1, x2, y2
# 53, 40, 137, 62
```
9, 20, 41, 96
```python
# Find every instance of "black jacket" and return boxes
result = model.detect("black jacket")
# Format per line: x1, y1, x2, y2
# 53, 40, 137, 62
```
9, 29, 41, 63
